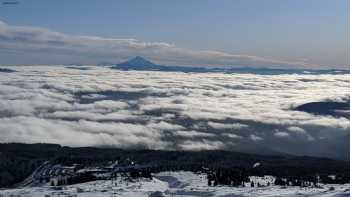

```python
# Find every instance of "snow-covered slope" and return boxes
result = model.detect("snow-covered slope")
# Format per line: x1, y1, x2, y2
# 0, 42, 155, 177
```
1, 171, 350, 197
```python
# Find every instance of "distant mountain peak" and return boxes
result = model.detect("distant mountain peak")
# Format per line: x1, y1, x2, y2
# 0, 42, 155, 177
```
131, 56, 151, 62
118, 56, 156, 67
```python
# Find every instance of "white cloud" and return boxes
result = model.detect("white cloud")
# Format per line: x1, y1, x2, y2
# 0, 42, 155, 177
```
178, 140, 224, 151
45, 111, 139, 122
174, 130, 216, 138
221, 133, 243, 139
147, 121, 185, 131
250, 134, 264, 142
274, 131, 290, 138
287, 126, 306, 134
208, 121, 248, 130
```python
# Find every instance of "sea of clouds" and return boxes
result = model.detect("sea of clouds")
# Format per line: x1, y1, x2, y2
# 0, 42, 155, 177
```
1, 66, 350, 158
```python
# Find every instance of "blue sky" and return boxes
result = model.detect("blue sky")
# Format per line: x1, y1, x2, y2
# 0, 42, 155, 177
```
0, 0, 349, 68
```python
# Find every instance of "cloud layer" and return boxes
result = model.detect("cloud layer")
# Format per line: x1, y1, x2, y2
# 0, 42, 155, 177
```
0, 20, 314, 68
1, 66, 350, 159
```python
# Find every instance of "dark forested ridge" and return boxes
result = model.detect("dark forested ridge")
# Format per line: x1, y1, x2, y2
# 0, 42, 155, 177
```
1, 143, 350, 188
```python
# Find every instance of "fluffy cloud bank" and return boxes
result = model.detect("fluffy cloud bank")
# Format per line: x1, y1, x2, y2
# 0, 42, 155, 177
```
0, 66, 350, 158
0, 20, 314, 68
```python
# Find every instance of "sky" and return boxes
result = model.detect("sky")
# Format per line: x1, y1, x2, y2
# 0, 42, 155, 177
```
0, 0, 350, 68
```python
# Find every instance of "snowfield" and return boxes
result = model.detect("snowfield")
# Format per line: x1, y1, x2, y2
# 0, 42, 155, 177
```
1, 171, 350, 197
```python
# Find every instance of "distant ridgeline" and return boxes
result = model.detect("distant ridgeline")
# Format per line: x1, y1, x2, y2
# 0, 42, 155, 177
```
111, 57, 350, 75
295, 100, 350, 119
0, 68, 16, 73
1, 143, 350, 188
